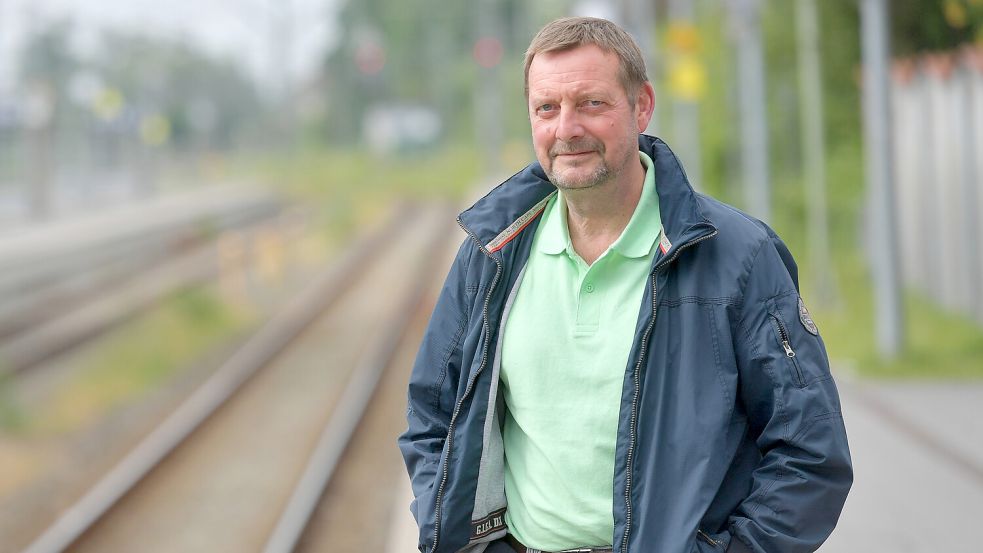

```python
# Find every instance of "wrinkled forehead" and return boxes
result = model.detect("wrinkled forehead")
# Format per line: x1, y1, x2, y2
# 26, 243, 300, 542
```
528, 45, 620, 88
526, 46, 625, 99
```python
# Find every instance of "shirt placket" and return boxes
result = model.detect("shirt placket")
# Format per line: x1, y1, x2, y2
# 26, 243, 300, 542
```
573, 255, 601, 335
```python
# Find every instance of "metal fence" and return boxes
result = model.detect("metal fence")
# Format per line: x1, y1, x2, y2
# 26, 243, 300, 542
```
891, 47, 983, 326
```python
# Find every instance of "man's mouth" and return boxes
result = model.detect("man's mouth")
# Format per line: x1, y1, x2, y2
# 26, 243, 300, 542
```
554, 150, 595, 158
550, 139, 602, 159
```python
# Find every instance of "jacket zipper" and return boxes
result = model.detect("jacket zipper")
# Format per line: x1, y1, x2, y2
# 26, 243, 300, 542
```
772, 314, 796, 358
621, 230, 717, 553
769, 312, 803, 385
697, 529, 723, 549
430, 223, 503, 553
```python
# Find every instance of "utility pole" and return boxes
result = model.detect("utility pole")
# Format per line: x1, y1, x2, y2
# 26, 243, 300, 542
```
956, 58, 981, 324
474, 0, 504, 177
727, 0, 771, 222
667, 0, 703, 189
269, 0, 295, 146
426, 15, 452, 135
795, 0, 834, 304
27, 82, 54, 220
622, 0, 658, 134
860, 0, 904, 358
24, 6, 53, 221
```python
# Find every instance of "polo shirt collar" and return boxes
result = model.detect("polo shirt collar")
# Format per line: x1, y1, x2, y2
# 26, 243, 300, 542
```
611, 151, 661, 258
538, 193, 571, 255
537, 151, 662, 259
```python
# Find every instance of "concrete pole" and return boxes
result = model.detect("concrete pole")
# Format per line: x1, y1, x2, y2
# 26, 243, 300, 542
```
474, 0, 504, 177
668, 0, 703, 190
28, 103, 53, 220
275, 0, 295, 145
511, 0, 528, 49
24, 8, 53, 221
973, 62, 983, 325
622, 0, 659, 134
795, 0, 834, 304
957, 62, 981, 324
860, 0, 904, 358
426, 16, 452, 130
728, 0, 771, 222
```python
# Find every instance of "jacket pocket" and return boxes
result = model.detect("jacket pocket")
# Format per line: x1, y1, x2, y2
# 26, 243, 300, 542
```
767, 309, 805, 387
765, 293, 830, 387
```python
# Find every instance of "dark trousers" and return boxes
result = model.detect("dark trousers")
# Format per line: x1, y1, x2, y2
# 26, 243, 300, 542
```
486, 538, 520, 552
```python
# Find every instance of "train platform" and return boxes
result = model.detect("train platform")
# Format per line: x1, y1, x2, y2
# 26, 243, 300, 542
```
821, 377, 983, 552
386, 377, 983, 553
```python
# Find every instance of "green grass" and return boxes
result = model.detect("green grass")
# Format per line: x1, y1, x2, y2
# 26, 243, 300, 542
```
238, 146, 481, 241
0, 375, 28, 431
809, 254, 983, 379
775, 144, 983, 380
2, 286, 255, 435
686, 1, 983, 379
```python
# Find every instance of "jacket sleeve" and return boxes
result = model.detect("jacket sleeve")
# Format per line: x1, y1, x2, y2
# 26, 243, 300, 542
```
726, 234, 853, 553
397, 237, 475, 526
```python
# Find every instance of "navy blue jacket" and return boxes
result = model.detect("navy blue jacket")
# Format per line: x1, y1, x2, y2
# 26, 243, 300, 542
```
399, 135, 852, 553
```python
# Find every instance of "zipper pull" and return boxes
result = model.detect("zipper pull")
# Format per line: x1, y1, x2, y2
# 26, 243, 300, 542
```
782, 340, 795, 358
698, 529, 722, 547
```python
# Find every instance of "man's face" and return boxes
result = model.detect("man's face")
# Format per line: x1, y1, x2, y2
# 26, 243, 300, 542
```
526, 44, 650, 191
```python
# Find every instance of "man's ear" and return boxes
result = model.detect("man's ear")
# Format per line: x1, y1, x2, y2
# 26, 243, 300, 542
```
635, 81, 656, 131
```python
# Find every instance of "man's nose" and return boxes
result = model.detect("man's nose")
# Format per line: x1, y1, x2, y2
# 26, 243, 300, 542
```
554, 107, 585, 141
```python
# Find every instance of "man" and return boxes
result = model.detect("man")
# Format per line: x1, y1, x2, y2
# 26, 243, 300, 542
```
399, 16, 852, 553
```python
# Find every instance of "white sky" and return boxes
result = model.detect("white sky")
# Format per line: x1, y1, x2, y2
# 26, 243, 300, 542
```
0, 0, 342, 93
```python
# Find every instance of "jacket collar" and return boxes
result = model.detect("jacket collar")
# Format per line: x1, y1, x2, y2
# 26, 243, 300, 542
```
458, 135, 716, 260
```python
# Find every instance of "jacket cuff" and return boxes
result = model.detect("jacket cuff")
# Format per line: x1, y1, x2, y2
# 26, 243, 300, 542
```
725, 537, 754, 553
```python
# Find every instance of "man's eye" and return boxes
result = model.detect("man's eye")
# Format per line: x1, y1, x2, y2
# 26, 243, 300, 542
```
585, 100, 604, 107
538, 104, 556, 113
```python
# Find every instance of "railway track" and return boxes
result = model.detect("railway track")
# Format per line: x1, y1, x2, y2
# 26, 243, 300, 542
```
16, 201, 455, 553
0, 187, 287, 376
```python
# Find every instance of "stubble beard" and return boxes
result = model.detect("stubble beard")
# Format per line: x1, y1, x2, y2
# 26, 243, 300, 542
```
548, 161, 612, 191
545, 137, 631, 191
547, 138, 610, 190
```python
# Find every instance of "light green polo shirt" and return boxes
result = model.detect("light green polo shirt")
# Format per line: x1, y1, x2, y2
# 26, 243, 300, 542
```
500, 151, 662, 550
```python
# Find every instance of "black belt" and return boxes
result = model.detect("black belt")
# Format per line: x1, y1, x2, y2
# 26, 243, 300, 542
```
503, 533, 614, 553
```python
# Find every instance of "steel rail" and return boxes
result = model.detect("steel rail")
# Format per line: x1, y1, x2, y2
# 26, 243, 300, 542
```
0, 203, 277, 339
0, 244, 221, 376
262, 206, 454, 553
0, 198, 281, 343
0, 207, 309, 377
18, 206, 413, 553
0, 190, 279, 294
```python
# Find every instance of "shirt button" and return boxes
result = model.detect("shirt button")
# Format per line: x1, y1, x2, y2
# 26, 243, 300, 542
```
585, 283, 595, 293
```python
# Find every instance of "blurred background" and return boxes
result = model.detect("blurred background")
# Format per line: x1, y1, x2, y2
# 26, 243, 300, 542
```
0, 0, 981, 552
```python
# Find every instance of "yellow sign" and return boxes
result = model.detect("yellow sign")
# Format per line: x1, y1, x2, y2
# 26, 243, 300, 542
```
666, 22, 706, 101
140, 114, 171, 146
668, 56, 707, 101
666, 22, 702, 54
93, 87, 124, 121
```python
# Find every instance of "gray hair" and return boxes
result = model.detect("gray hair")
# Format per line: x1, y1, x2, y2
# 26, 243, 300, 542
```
523, 17, 649, 105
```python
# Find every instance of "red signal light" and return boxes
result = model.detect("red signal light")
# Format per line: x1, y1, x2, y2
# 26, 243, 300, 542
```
473, 37, 503, 69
